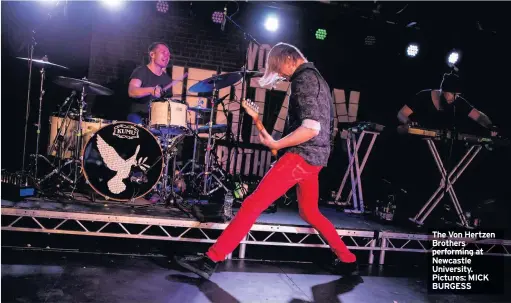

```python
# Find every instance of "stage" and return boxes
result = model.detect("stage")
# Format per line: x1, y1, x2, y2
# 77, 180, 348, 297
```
2, 249, 511, 303
2, 196, 510, 265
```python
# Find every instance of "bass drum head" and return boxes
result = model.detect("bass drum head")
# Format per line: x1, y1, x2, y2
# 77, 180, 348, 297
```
82, 122, 163, 201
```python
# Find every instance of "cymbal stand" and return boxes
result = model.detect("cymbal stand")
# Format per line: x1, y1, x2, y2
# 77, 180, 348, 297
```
33, 56, 49, 180
160, 134, 184, 205
200, 92, 229, 196
21, 33, 36, 175
38, 87, 85, 198
35, 91, 77, 187
180, 108, 203, 177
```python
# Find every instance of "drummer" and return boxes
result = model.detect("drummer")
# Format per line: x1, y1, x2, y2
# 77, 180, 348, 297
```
127, 42, 172, 124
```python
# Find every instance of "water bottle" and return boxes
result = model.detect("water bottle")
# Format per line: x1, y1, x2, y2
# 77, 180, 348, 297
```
223, 191, 234, 220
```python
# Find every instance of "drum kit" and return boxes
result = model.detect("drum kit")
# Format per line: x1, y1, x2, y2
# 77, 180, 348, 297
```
20, 56, 245, 207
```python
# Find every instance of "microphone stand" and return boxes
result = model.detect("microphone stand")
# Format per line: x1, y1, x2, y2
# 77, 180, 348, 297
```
223, 14, 260, 178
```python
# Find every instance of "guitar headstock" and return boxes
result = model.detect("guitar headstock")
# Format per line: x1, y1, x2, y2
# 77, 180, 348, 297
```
241, 99, 259, 120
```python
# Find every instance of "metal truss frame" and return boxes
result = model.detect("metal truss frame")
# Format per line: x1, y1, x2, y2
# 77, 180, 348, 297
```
3, 207, 510, 264
1, 208, 378, 263
378, 231, 511, 264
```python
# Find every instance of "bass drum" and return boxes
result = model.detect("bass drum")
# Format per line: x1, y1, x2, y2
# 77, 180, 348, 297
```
82, 122, 163, 201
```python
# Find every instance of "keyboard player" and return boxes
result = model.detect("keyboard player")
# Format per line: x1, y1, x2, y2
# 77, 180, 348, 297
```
397, 72, 497, 136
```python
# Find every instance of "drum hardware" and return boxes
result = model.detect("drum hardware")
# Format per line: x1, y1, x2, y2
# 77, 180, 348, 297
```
156, 134, 186, 206
18, 53, 70, 176
200, 90, 229, 195
82, 122, 164, 202
36, 77, 114, 196
179, 108, 205, 178
20, 56, 69, 180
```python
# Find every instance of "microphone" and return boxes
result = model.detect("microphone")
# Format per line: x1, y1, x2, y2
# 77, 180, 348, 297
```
221, 5, 227, 31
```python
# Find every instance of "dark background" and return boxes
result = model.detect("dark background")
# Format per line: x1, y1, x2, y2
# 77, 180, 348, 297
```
2, 1, 511, 226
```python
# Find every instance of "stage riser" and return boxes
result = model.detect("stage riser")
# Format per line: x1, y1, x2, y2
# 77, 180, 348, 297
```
2, 208, 510, 265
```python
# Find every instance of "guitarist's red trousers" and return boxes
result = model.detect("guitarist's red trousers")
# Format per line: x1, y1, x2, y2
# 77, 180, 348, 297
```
206, 153, 357, 263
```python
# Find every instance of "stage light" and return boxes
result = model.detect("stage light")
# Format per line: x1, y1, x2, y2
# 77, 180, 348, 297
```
39, 0, 58, 5
212, 11, 223, 24
447, 51, 460, 65
315, 29, 327, 40
406, 44, 419, 57
156, 1, 168, 13
264, 15, 279, 32
102, 0, 124, 9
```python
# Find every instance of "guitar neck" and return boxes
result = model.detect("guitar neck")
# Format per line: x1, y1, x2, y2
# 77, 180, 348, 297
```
253, 118, 278, 157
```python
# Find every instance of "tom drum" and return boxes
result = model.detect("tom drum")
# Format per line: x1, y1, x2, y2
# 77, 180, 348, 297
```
149, 99, 189, 135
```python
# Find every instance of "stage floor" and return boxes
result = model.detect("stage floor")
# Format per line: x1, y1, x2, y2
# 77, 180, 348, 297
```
2, 249, 510, 303
1, 195, 411, 234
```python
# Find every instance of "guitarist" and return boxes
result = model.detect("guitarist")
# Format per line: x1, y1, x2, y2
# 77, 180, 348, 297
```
127, 42, 180, 124
174, 42, 358, 279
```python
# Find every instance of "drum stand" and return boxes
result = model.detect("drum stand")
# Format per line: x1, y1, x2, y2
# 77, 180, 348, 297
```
179, 111, 203, 177
158, 134, 182, 205
31, 60, 47, 180
36, 91, 78, 185
37, 87, 86, 196
199, 94, 229, 196
409, 139, 481, 228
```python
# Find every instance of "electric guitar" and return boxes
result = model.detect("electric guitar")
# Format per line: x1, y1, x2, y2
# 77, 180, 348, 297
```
241, 99, 278, 157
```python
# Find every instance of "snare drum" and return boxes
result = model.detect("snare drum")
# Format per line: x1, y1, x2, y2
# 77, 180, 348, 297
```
149, 99, 189, 135
48, 114, 111, 159
82, 122, 163, 201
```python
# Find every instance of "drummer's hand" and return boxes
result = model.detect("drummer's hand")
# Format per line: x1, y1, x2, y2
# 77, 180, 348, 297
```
152, 86, 162, 98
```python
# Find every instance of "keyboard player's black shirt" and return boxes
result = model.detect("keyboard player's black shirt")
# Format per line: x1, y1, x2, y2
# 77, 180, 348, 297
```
408, 89, 473, 131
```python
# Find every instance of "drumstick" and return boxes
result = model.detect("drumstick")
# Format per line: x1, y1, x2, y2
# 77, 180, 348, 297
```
162, 72, 188, 93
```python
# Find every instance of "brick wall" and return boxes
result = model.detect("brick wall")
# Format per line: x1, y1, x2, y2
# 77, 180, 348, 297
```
88, 2, 244, 86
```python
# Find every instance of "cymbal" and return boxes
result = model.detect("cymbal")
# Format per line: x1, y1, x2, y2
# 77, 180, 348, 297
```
54, 76, 114, 96
188, 72, 242, 93
17, 56, 69, 69
188, 106, 212, 113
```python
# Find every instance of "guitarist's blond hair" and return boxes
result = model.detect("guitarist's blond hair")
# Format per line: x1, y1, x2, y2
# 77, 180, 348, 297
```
259, 42, 307, 87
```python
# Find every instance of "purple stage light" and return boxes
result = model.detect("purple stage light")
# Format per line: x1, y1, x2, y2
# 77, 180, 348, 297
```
212, 11, 224, 24
156, 1, 168, 14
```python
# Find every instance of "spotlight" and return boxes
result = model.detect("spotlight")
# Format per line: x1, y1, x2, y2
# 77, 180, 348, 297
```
447, 51, 460, 65
212, 11, 223, 24
40, 0, 58, 5
156, 1, 168, 13
315, 29, 327, 40
264, 15, 279, 32
406, 44, 419, 57
102, 0, 124, 9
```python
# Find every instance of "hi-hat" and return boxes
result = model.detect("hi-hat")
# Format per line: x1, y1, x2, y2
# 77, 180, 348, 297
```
17, 56, 69, 69
188, 72, 242, 93
54, 76, 114, 96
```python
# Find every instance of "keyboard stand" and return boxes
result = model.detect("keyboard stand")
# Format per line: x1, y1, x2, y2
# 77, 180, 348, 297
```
409, 138, 482, 228
332, 129, 380, 214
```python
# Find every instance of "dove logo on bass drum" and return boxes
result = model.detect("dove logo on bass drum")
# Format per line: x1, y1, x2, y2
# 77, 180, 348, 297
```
113, 124, 140, 139
82, 122, 164, 202
96, 135, 149, 194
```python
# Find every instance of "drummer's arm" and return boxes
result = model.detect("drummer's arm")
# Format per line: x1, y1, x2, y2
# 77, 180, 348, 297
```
128, 79, 156, 98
